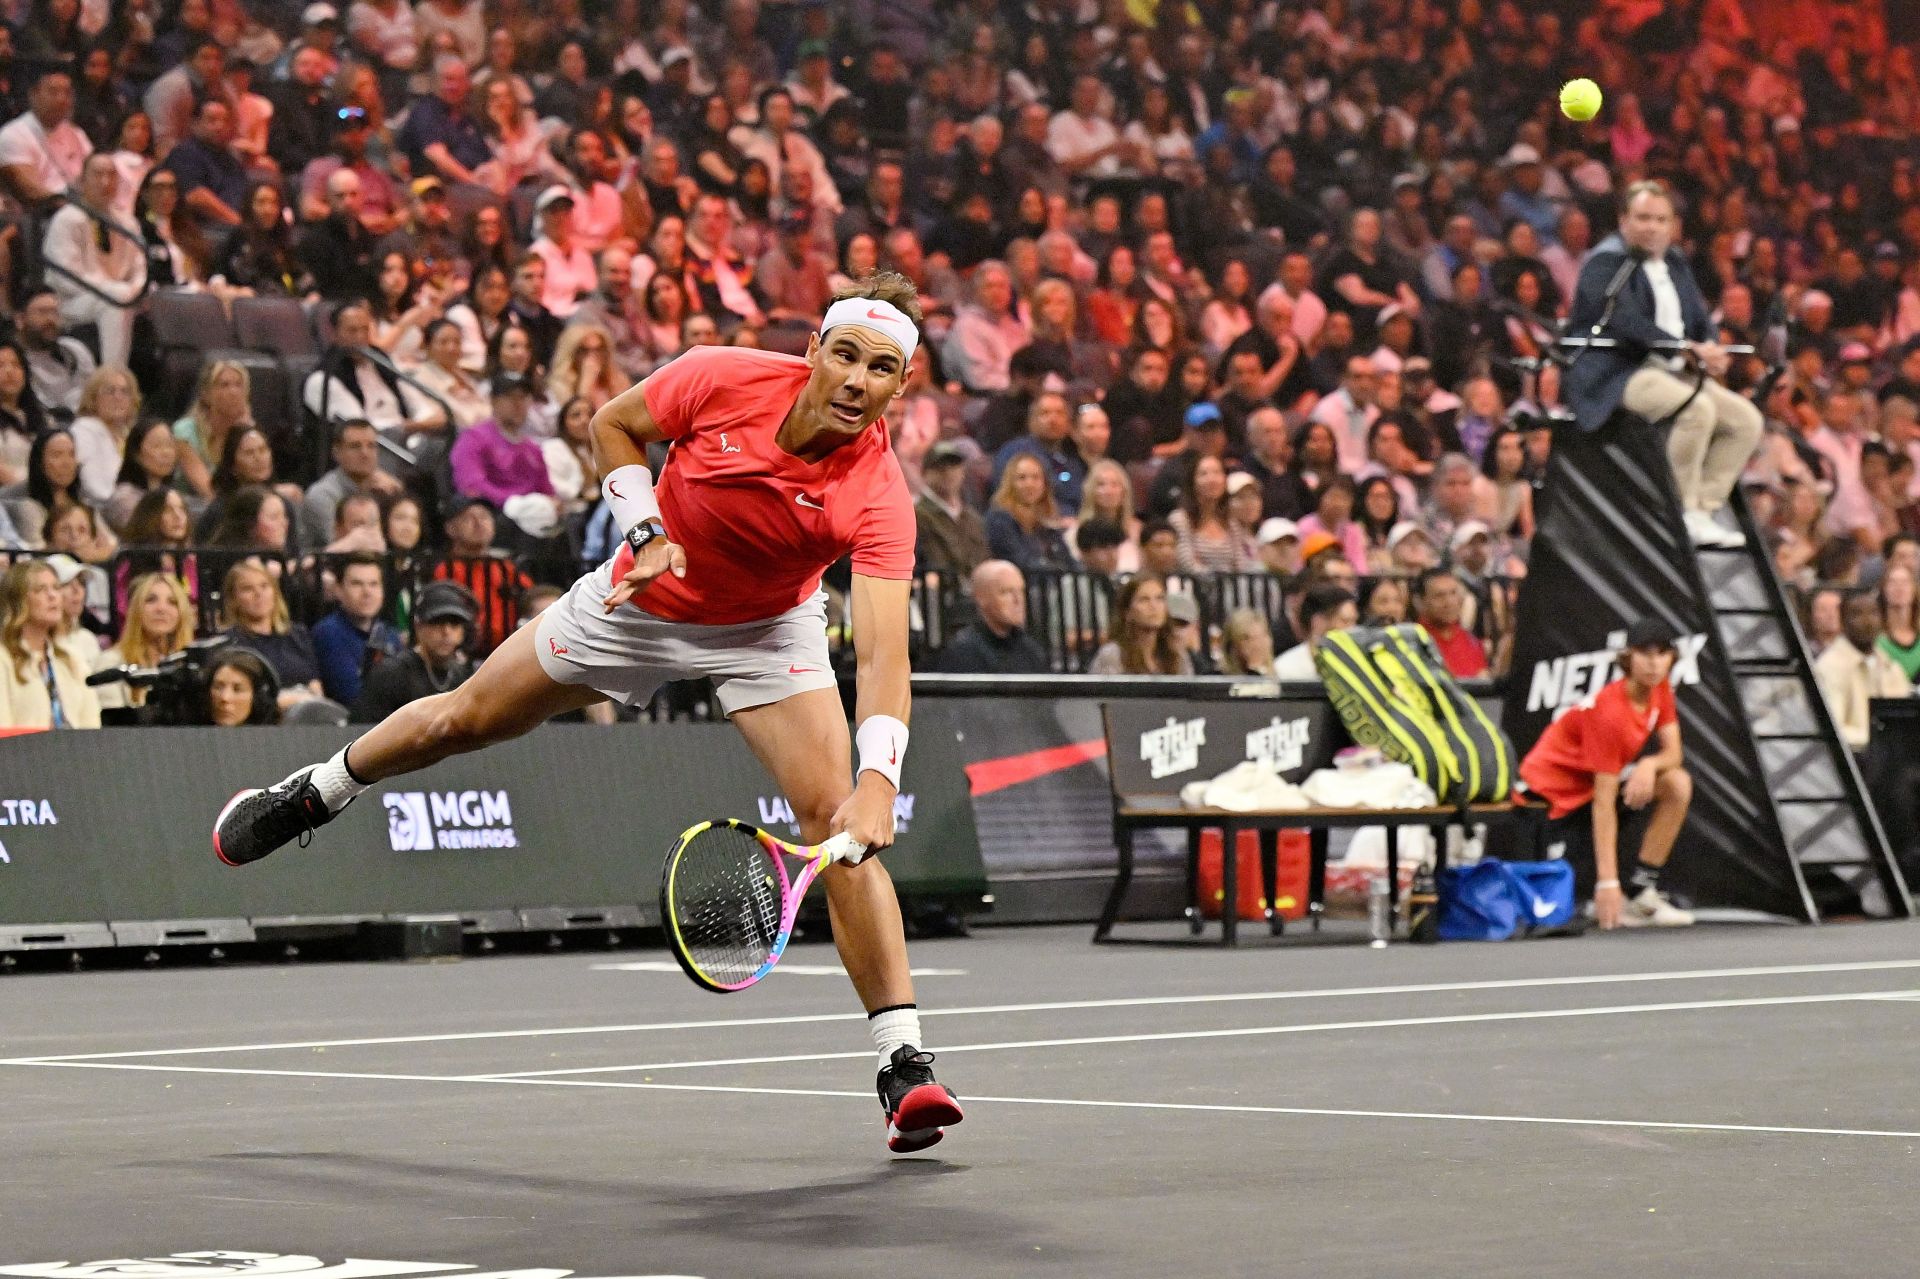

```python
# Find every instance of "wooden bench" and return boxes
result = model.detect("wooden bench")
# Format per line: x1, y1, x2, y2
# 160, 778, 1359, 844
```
1096, 701, 1540, 945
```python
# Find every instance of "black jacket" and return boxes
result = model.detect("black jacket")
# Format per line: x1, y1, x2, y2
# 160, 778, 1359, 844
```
1564, 233, 1712, 432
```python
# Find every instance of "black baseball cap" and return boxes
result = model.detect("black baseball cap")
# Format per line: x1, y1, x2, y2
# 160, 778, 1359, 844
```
415, 580, 477, 626
1623, 618, 1678, 651
489, 370, 534, 397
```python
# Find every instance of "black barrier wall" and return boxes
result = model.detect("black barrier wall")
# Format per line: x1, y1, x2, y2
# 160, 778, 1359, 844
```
0, 711, 986, 938
1502, 416, 1802, 918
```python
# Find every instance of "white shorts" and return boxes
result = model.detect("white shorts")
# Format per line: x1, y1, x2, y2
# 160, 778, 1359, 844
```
534, 560, 837, 715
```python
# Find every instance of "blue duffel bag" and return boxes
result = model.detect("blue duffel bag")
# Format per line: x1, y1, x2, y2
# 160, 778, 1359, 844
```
1437, 858, 1575, 941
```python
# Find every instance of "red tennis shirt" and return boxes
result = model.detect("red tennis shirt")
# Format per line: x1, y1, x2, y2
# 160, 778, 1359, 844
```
609, 346, 915, 624
1519, 676, 1678, 819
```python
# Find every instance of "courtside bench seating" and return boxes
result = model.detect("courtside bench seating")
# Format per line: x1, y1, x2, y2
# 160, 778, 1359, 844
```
1096, 700, 1540, 945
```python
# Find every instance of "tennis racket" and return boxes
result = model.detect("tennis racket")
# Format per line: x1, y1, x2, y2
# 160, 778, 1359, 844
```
660, 819, 868, 993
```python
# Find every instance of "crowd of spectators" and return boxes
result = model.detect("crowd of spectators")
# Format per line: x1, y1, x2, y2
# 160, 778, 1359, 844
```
2, 0, 1920, 725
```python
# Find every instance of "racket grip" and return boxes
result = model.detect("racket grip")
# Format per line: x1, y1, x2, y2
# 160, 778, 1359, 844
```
820, 832, 869, 865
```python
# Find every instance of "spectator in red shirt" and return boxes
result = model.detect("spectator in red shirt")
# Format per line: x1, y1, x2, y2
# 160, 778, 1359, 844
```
1413, 567, 1487, 678
1519, 620, 1696, 931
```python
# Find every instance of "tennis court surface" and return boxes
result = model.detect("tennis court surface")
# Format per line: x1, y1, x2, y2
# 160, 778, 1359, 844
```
7, 922, 1920, 1278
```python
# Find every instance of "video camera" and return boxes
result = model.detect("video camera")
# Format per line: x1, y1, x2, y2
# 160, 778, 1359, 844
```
87, 635, 236, 727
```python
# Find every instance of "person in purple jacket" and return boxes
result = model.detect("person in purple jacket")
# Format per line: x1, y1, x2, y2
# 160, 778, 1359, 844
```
447, 370, 557, 538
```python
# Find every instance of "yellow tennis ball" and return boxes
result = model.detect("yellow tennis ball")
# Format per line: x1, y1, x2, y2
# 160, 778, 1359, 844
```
1560, 78, 1603, 122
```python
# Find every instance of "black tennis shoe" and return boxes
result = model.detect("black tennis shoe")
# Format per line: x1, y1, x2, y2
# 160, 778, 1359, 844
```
213, 768, 343, 866
878, 1046, 964, 1153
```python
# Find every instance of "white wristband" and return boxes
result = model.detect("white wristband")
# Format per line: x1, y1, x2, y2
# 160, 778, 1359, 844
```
1596, 879, 1620, 890
856, 715, 908, 790
602, 463, 660, 532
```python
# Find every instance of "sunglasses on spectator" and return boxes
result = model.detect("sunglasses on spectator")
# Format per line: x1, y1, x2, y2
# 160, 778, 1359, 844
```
335, 106, 369, 125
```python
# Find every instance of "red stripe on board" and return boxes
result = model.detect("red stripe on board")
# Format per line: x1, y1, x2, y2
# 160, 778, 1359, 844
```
965, 739, 1108, 796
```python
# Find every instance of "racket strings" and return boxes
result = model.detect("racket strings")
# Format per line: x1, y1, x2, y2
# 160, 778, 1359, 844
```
669, 827, 787, 985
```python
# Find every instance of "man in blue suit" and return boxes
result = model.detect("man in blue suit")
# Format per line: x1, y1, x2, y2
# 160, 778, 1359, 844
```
1565, 180, 1762, 548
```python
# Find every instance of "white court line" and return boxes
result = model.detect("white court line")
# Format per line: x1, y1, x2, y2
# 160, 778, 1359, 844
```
463, 989, 1920, 1079
8, 1058, 1919, 1143
7, 957, 1920, 1064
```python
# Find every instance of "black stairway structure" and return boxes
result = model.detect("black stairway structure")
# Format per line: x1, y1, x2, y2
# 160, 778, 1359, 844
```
1503, 413, 1912, 922
1712, 491, 1912, 920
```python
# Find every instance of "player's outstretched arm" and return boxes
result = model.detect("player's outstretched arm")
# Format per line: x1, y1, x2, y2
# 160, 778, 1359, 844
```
833, 573, 913, 850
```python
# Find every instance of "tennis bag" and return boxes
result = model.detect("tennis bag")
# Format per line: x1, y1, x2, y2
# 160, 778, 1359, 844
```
1312, 623, 1517, 805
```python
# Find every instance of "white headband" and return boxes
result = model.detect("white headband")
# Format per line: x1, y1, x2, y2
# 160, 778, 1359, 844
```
820, 296, 919, 363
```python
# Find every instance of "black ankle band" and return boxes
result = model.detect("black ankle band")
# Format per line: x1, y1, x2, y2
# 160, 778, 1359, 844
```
342, 741, 371, 785
868, 1003, 918, 1018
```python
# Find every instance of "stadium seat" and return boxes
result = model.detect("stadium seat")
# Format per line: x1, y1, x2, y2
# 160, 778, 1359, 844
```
232, 296, 319, 359
149, 290, 238, 417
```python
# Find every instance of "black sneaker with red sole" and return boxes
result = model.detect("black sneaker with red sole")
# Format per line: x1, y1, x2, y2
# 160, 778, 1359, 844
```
877, 1045, 964, 1153
213, 767, 344, 867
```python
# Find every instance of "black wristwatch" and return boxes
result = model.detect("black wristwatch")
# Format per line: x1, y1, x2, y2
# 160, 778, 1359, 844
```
624, 518, 668, 555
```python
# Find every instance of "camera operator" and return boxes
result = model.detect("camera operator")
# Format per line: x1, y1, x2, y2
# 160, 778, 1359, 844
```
350, 580, 476, 721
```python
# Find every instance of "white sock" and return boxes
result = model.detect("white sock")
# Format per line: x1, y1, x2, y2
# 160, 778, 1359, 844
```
308, 743, 371, 812
870, 1004, 922, 1072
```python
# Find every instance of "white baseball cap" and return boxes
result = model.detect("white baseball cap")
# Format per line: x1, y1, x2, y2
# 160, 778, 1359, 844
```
1256, 517, 1299, 546
1449, 519, 1492, 550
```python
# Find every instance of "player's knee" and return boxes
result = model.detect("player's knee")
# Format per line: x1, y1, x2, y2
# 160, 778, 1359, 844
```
1658, 767, 1693, 804
791, 794, 844, 839
424, 690, 497, 751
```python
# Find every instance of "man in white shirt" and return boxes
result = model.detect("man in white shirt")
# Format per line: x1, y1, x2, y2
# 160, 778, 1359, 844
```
1274, 585, 1357, 681
528, 186, 597, 319
1257, 250, 1329, 346
1308, 356, 1382, 473
941, 260, 1029, 395
303, 299, 439, 434
1567, 180, 1762, 548
1047, 74, 1133, 182
0, 69, 92, 205
1814, 593, 1911, 752
730, 86, 840, 215
42, 154, 143, 368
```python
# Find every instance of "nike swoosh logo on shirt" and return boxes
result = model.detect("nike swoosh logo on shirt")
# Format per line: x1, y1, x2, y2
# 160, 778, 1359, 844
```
795, 493, 825, 510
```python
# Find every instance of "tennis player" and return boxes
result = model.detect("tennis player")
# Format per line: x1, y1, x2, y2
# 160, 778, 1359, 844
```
213, 273, 966, 1153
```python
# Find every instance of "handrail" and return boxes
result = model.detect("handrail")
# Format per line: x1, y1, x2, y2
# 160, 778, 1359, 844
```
38, 197, 152, 309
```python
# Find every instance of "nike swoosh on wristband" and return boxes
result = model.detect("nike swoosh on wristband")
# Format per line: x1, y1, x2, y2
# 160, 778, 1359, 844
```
795, 493, 825, 510
607, 480, 623, 499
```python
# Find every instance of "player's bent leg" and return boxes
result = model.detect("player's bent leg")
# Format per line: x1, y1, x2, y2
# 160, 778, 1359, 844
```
729, 688, 914, 1011
730, 687, 963, 1152
1622, 767, 1695, 928
214, 623, 605, 867
349, 622, 606, 779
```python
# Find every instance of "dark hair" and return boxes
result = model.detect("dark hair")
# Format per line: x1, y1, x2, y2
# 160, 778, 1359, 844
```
1413, 566, 1459, 600
116, 419, 176, 489
1074, 517, 1127, 553
331, 417, 376, 448
1141, 516, 1176, 544
25, 428, 82, 512
336, 548, 385, 581
1300, 584, 1356, 629
1106, 573, 1182, 674
211, 424, 276, 497
123, 486, 184, 545
205, 484, 287, 551
827, 270, 924, 327
203, 648, 281, 725
329, 296, 372, 327
0, 339, 49, 440
1355, 474, 1399, 543
422, 317, 459, 349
